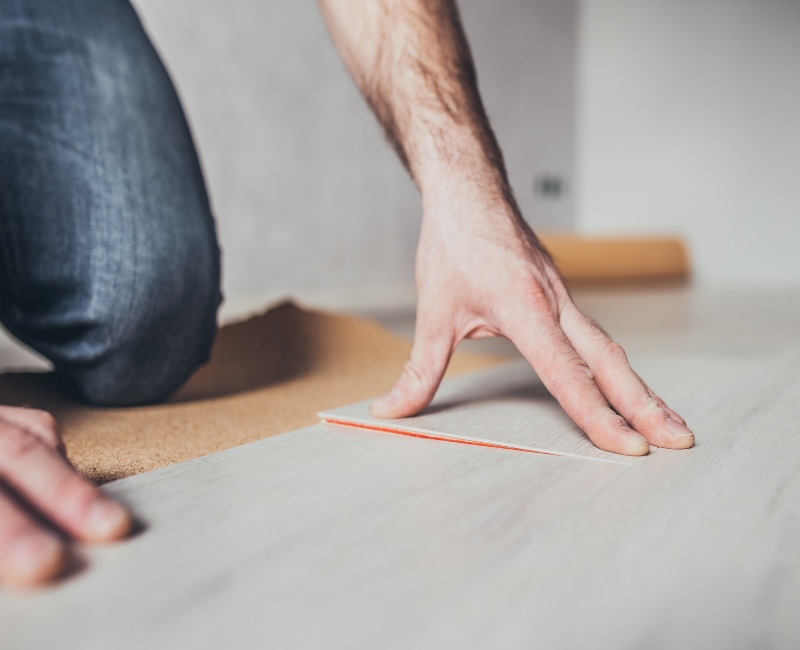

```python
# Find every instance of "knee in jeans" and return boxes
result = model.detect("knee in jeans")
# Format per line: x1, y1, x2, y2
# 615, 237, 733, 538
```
60, 258, 221, 408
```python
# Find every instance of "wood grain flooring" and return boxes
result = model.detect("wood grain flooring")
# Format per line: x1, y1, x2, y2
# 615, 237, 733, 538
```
1, 286, 799, 649
318, 348, 779, 467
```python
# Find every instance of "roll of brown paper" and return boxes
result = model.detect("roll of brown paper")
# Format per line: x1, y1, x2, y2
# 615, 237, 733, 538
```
538, 234, 690, 284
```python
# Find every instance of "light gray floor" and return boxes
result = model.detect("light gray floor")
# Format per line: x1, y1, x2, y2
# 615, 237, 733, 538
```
2, 286, 800, 649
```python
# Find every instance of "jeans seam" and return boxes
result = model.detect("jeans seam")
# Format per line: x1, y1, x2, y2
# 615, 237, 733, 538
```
0, 174, 29, 311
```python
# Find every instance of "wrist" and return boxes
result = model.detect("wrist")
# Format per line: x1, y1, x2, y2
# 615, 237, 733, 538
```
413, 127, 498, 188
418, 159, 521, 226
411, 125, 514, 205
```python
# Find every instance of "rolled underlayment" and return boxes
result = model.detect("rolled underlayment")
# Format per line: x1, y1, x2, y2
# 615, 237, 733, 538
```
538, 234, 690, 283
0, 303, 505, 484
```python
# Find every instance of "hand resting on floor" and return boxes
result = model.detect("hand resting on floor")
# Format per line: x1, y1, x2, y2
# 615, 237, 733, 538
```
0, 406, 131, 589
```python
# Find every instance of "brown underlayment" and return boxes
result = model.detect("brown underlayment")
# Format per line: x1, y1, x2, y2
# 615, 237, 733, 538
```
0, 303, 506, 484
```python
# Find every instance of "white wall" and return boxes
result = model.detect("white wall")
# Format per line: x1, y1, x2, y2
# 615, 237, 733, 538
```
577, 0, 800, 286
131, 0, 577, 298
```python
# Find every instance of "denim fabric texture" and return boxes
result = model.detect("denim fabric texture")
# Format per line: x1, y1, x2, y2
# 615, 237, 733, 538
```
0, 0, 222, 406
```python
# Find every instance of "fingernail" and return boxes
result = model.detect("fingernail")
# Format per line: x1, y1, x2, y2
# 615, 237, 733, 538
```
665, 407, 686, 425
665, 415, 694, 438
86, 500, 131, 540
10, 534, 62, 581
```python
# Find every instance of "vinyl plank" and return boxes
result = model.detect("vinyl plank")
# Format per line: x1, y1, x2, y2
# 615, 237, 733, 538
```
1, 288, 799, 649
415, 357, 800, 649
320, 361, 637, 465
318, 347, 794, 465
0, 425, 627, 650
2, 346, 798, 649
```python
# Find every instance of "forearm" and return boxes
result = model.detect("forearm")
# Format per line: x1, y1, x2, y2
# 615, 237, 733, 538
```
318, 0, 512, 204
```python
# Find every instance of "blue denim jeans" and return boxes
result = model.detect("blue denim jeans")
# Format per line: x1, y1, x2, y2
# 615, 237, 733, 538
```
0, 0, 222, 406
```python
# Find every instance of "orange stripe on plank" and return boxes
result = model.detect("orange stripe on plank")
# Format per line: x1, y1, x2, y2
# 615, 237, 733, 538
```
321, 418, 554, 456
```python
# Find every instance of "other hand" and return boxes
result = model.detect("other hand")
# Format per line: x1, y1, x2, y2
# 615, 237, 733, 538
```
0, 406, 131, 588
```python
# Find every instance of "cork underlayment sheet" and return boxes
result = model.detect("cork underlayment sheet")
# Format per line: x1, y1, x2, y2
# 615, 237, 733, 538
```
0, 303, 505, 484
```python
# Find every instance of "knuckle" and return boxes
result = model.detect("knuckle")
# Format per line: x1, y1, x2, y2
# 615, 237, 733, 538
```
565, 357, 595, 383
40, 428, 62, 449
602, 340, 629, 366
548, 355, 594, 391
0, 408, 60, 449
523, 286, 557, 317
0, 426, 42, 463
30, 410, 58, 432
25, 410, 61, 448
402, 359, 432, 389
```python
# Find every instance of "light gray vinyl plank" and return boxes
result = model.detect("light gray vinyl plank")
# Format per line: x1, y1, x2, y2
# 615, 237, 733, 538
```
318, 347, 796, 466
415, 358, 800, 649
1, 288, 799, 649
2, 348, 798, 649
320, 360, 638, 465
0, 425, 627, 650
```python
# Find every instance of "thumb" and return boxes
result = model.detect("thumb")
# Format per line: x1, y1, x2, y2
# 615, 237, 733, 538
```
370, 332, 453, 419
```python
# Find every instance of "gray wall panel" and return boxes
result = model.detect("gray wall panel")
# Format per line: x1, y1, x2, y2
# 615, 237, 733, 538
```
131, 0, 576, 297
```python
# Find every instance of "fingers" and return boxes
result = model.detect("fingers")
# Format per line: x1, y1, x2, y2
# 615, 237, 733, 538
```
559, 303, 694, 450
370, 325, 454, 419
639, 381, 687, 425
0, 489, 65, 588
0, 406, 63, 453
507, 314, 651, 456
0, 422, 131, 544
0, 412, 132, 589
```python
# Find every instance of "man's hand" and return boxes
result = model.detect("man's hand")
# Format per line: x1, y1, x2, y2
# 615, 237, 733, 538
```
369, 189, 695, 455
320, 0, 694, 454
0, 406, 131, 588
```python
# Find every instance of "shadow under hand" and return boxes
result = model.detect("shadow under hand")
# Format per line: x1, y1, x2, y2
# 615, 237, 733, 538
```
419, 376, 555, 416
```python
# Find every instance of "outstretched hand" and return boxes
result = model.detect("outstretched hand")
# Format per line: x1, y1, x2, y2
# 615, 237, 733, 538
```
371, 191, 695, 456
0, 406, 131, 588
